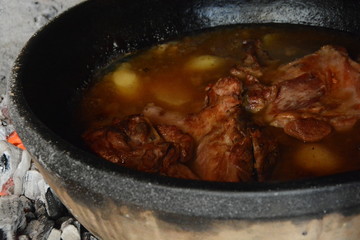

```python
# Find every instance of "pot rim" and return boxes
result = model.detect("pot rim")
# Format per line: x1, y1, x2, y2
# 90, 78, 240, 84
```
7, 0, 360, 220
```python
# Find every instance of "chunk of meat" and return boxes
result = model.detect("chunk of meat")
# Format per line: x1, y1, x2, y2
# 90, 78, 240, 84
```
230, 39, 276, 79
283, 118, 332, 142
231, 40, 278, 113
236, 45, 360, 142
250, 127, 278, 181
242, 75, 277, 113
83, 41, 282, 182
82, 115, 198, 180
144, 77, 278, 182
144, 77, 244, 140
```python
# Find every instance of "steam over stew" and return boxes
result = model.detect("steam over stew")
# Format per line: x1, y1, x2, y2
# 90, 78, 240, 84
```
77, 25, 360, 182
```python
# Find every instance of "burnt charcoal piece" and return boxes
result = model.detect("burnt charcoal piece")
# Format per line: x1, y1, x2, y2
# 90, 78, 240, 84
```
55, 216, 72, 229
45, 188, 66, 219
0, 195, 28, 237
34, 199, 47, 218
0, 153, 9, 171
82, 232, 99, 240
24, 216, 54, 240
0, 229, 5, 240
25, 211, 36, 222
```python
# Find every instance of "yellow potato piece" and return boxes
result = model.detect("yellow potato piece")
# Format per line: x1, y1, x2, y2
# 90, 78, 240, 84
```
284, 47, 301, 57
155, 88, 191, 106
110, 64, 140, 98
293, 144, 342, 175
152, 83, 191, 106
262, 33, 281, 48
185, 55, 225, 71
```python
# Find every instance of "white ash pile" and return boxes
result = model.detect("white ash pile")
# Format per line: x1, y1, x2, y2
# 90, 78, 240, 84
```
0, 95, 98, 240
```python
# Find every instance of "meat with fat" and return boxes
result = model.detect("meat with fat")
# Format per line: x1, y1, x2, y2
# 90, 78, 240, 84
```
232, 44, 360, 142
82, 115, 198, 180
144, 76, 278, 182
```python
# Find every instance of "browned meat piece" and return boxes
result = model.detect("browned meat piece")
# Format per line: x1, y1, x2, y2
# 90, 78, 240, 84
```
235, 45, 360, 142
230, 39, 276, 79
82, 115, 198, 180
250, 128, 278, 181
144, 77, 278, 182
83, 41, 282, 182
156, 125, 195, 163
269, 73, 325, 113
230, 40, 278, 113
242, 75, 277, 113
283, 118, 332, 142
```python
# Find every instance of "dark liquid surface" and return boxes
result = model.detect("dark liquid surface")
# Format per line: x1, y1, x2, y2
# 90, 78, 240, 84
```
76, 24, 360, 181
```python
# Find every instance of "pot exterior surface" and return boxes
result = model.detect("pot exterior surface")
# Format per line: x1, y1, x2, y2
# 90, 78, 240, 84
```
8, 0, 360, 239
35, 159, 360, 240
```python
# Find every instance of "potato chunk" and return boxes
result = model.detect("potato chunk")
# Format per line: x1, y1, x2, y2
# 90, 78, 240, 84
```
152, 83, 191, 106
110, 63, 140, 98
262, 33, 281, 48
185, 55, 225, 71
293, 144, 342, 175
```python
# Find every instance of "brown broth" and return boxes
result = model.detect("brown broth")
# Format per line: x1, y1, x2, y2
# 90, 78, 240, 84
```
76, 25, 360, 181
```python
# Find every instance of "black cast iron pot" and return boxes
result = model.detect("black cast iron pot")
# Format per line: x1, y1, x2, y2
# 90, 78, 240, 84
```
8, 0, 360, 239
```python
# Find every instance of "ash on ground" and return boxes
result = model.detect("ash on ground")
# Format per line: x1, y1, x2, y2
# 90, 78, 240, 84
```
1, 0, 96, 239
0, 95, 99, 240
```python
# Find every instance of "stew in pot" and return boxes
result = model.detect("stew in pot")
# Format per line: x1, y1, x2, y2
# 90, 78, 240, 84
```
76, 25, 360, 182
